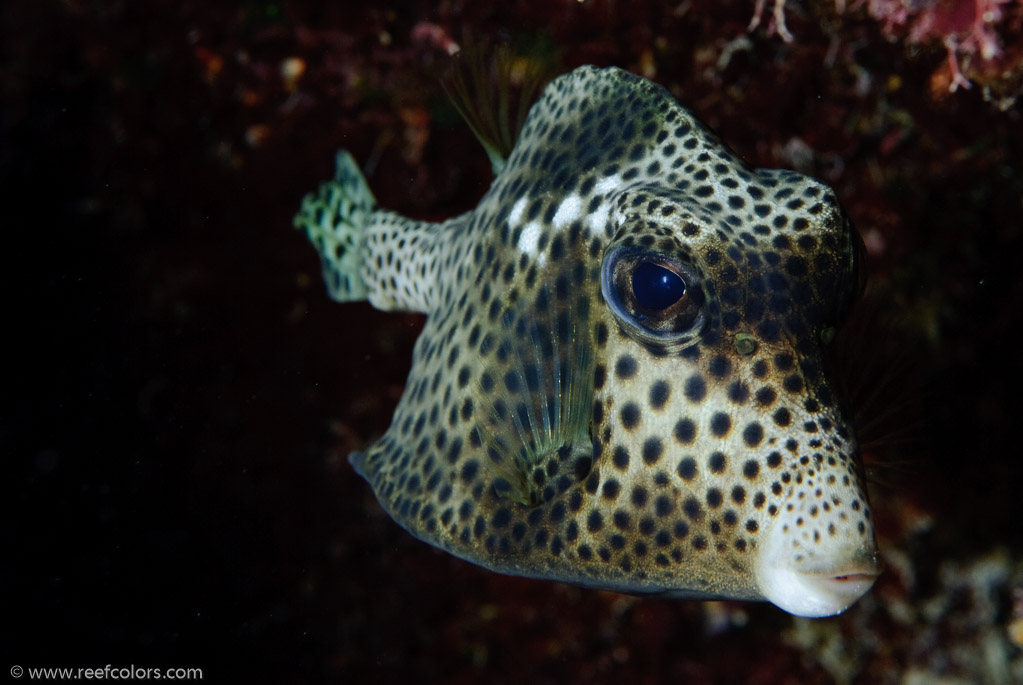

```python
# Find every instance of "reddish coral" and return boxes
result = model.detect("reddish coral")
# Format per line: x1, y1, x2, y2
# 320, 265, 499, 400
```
748, 0, 1019, 93
864, 0, 1013, 90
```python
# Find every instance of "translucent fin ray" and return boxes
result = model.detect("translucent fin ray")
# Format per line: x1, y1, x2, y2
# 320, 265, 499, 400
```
472, 278, 595, 506
441, 34, 559, 176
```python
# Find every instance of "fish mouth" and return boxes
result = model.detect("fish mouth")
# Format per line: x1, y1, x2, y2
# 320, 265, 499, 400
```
757, 563, 882, 618
756, 518, 883, 617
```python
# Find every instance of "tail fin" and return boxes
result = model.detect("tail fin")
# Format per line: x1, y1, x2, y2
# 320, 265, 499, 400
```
293, 151, 376, 302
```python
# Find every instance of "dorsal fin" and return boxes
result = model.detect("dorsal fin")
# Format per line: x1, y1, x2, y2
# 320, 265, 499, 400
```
440, 33, 560, 176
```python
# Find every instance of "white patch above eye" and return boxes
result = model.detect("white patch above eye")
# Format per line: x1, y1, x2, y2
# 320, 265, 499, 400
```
517, 220, 541, 256
586, 201, 610, 235
552, 194, 581, 229
594, 174, 620, 195
508, 196, 528, 226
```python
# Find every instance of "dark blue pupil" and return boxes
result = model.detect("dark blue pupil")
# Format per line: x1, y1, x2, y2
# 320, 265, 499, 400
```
631, 262, 685, 310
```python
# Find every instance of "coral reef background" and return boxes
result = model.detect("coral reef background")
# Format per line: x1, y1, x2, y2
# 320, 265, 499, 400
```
4, 1, 1022, 682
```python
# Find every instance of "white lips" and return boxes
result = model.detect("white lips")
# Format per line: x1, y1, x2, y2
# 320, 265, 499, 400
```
756, 515, 883, 617
757, 562, 881, 617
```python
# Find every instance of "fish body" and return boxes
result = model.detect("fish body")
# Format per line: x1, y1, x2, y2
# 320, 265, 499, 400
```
295, 66, 880, 617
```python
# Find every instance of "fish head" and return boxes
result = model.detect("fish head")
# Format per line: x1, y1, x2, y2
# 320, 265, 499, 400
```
592, 163, 879, 616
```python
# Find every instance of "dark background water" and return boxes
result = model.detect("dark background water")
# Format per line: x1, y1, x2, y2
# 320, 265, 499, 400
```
5, 1, 1022, 682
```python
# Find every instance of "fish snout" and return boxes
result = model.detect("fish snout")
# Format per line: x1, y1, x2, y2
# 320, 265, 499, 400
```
755, 500, 882, 617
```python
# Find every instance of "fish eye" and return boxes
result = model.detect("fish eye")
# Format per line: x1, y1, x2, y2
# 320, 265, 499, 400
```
632, 262, 686, 310
601, 246, 705, 343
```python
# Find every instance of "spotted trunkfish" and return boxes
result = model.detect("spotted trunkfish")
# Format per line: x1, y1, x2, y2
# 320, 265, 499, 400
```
294, 65, 881, 617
